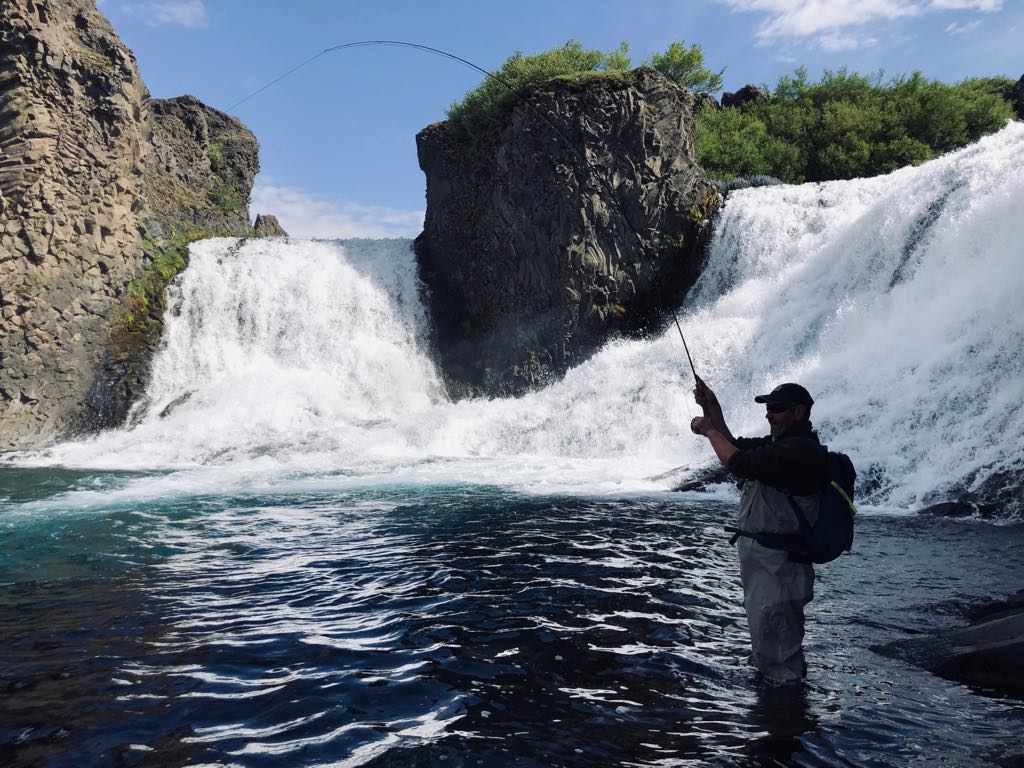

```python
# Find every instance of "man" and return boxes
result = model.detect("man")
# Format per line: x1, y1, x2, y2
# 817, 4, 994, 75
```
689, 378, 826, 686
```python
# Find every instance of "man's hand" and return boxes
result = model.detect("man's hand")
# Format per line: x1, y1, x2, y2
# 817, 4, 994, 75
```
692, 415, 738, 465
692, 375, 719, 412
690, 416, 713, 436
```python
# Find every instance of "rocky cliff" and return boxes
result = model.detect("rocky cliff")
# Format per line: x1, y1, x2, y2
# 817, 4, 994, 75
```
0, 0, 259, 449
415, 68, 720, 398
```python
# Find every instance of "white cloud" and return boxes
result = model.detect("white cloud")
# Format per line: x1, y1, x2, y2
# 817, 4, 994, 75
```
931, 0, 1002, 10
819, 32, 879, 50
716, 0, 920, 41
151, 0, 208, 27
716, 0, 1003, 48
251, 181, 424, 240
945, 19, 983, 33
119, 0, 209, 28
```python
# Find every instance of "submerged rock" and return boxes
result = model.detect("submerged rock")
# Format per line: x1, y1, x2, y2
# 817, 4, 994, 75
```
875, 590, 1024, 699
918, 501, 978, 517
659, 464, 733, 492
415, 68, 720, 398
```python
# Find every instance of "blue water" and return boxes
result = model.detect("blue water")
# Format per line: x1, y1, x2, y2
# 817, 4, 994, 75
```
2, 468, 1023, 767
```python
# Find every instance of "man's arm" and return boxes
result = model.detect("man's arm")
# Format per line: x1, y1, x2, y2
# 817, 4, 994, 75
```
693, 376, 737, 443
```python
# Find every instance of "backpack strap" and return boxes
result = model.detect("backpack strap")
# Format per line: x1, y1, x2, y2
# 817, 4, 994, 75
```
723, 443, 827, 556
724, 526, 805, 552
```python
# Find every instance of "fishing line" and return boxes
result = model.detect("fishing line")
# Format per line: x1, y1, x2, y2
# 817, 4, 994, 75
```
227, 39, 700, 381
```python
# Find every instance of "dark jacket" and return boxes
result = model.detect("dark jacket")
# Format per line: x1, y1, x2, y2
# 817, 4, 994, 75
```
726, 421, 827, 497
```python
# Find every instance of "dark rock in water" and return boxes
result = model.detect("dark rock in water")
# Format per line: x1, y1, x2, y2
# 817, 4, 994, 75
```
918, 501, 977, 517
936, 462, 1024, 518
721, 84, 770, 109
968, 465, 1024, 518
158, 391, 194, 419
874, 590, 1024, 699
415, 68, 720, 399
254, 214, 288, 237
966, 590, 1024, 623
648, 463, 733, 492
1013, 74, 1024, 119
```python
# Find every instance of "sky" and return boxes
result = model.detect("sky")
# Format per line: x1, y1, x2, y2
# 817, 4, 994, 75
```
96, 0, 1023, 239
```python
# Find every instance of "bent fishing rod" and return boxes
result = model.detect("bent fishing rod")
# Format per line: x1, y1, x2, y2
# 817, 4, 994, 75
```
227, 40, 700, 382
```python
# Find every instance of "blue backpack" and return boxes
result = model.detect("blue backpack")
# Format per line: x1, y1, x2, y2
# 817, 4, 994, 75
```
726, 446, 857, 564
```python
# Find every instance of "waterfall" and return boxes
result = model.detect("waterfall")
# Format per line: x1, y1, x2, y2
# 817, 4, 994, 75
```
19, 123, 1024, 508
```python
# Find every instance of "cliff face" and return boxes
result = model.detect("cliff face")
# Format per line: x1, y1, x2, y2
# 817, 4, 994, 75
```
0, 0, 258, 449
415, 68, 720, 398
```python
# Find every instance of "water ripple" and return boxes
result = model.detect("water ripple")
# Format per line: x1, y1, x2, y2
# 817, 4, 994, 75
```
2, 489, 1023, 766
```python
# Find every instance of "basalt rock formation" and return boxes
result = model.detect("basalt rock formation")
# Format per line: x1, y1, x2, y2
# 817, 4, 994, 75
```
0, 0, 259, 449
253, 213, 288, 237
415, 68, 721, 398
721, 84, 770, 109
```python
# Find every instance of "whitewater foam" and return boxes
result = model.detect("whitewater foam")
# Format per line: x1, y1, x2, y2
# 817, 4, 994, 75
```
11, 124, 1024, 507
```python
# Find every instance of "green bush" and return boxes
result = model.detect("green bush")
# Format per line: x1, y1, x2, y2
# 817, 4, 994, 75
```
446, 39, 721, 126
696, 67, 1015, 183
446, 40, 632, 125
210, 181, 245, 214
206, 142, 224, 170
646, 41, 723, 94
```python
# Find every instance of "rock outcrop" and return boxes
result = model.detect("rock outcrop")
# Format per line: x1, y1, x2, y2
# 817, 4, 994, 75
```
415, 68, 720, 398
875, 590, 1024, 699
1013, 74, 1024, 119
144, 95, 258, 239
721, 84, 770, 109
693, 92, 720, 112
253, 213, 288, 237
0, 0, 258, 449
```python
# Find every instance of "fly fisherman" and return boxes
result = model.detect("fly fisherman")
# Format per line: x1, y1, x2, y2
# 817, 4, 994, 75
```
689, 378, 826, 686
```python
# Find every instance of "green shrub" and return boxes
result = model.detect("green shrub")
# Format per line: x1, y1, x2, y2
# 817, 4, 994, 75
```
646, 41, 723, 94
210, 181, 245, 214
447, 39, 726, 127
696, 67, 1015, 183
206, 142, 224, 170
446, 40, 633, 125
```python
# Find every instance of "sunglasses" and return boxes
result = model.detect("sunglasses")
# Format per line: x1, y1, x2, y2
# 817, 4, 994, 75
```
765, 402, 797, 414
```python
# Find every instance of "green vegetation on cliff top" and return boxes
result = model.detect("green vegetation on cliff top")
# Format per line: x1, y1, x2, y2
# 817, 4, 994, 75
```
698, 68, 1015, 183
448, 41, 1016, 183
446, 39, 722, 125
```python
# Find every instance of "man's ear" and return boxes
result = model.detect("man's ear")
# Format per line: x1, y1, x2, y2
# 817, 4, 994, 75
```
795, 404, 808, 421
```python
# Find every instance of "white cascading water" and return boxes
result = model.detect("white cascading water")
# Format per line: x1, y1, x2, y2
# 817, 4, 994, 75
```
18, 123, 1024, 508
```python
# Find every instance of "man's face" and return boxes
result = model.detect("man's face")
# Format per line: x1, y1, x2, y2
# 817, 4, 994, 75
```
765, 403, 807, 437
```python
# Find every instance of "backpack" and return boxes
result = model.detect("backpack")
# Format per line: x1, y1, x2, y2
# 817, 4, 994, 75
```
726, 446, 857, 564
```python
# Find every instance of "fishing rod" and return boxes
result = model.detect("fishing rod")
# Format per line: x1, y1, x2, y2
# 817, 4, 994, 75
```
227, 39, 700, 381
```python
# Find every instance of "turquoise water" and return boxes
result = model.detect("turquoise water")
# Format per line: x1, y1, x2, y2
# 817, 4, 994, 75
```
3, 467, 1023, 766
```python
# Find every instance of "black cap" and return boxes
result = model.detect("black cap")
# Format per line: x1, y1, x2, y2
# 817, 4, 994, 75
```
754, 383, 814, 408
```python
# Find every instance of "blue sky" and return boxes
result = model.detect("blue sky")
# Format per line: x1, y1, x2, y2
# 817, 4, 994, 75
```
97, 0, 1022, 238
